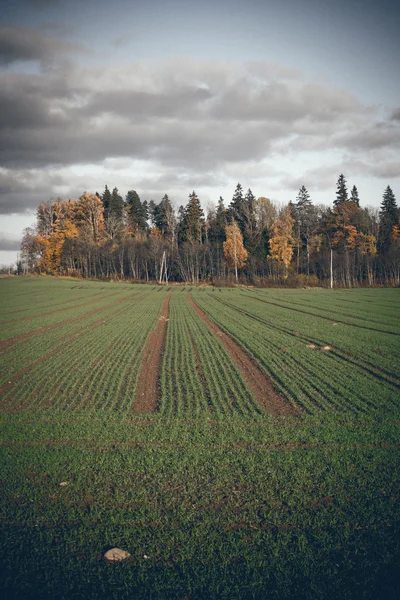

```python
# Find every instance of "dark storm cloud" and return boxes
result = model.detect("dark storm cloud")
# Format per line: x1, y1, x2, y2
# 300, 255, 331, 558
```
0, 25, 83, 66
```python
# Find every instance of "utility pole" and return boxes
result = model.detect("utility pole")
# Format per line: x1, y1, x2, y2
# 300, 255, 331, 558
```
159, 251, 168, 284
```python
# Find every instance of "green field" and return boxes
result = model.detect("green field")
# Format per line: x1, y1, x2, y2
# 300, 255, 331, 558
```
0, 277, 399, 599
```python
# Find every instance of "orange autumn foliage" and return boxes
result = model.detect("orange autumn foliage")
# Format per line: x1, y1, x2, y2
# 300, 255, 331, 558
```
269, 206, 295, 270
223, 221, 248, 280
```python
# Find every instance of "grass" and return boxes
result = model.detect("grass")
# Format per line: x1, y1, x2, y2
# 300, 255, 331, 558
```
0, 277, 399, 599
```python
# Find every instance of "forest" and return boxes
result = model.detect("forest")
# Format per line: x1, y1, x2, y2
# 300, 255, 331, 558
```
20, 175, 400, 286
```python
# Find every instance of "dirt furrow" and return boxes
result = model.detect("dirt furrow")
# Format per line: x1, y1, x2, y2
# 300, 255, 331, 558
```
133, 293, 171, 413
187, 293, 298, 417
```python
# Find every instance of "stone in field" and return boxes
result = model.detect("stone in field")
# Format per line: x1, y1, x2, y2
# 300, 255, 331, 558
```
306, 344, 316, 349
59, 481, 68, 487
104, 548, 131, 562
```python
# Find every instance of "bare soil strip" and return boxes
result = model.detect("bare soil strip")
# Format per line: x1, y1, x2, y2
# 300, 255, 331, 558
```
187, 293, 298, 416
133, 293, 171, 413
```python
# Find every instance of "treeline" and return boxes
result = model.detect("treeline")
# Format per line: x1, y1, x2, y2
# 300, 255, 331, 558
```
21, 176, 400, 286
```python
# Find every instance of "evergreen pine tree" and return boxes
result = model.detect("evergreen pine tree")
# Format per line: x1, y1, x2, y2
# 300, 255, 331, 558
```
296, 185, 311, 208
244, 188, 256, 209
228, 183, 245, 231
101, 185, 112, 217
350, 185, 360, 206
110, 187, 124, 221
153, 194, 170, 234
180, 191, 204, 243
148, 200, 156, 226
215, 196, 227, 242
334, 174, 348, 206
126, 190, 147, 232
378, 186, 398, 253
142, 200, 149, 225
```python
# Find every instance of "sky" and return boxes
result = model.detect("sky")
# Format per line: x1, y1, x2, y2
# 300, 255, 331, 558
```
0, 0, 399, 265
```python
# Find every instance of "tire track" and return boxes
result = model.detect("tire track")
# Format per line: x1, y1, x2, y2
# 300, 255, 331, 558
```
133, 293, 171, 413
187, 293, 298, 417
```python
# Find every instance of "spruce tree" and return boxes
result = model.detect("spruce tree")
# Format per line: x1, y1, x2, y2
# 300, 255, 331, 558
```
378, 186, 398, 253
296, 185, 311, 208
228, 183, 245, 231
244, 188, 256, 209
334, 174, 348, 206
101, 185, 112, 216
148, 200, 156, 226
110, 187, 124, 221
215, 196, 227, 242
350, 185, 360, 206
180, 191, 204, 243
153, 194, 170, 234
126, 190, 147, 232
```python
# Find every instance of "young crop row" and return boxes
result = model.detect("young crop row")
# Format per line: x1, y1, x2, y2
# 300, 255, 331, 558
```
0, 277, 148, 318
0, 278, 102, 312
1, 291, 165, 415
1, 412, 399, 600
191, 290, 400, 419
254, 288, 400, 334
0, 289, 136, 341
258, 291, 400, 385
159, 293, 262, 419
0, 289, 149, 386
239, 290, 400, 380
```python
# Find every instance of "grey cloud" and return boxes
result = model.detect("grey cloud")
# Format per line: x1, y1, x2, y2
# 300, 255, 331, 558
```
0, 25, 84, 66
24, 1, 60, 6
335, 123, 400, 151
0, 57, 398, 214
370, 162, 400, 179
0, 235, 22, 251
211, 81, 363, 123
284, 158, 400, 195
284, 165, 341, 194
390, 108, 400, 121
82, 86, 213, 121
0, 59, 369, 171
0, 167, 66, 213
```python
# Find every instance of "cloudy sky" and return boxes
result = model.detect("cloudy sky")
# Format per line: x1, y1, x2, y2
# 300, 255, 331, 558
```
1, 0, 399, 265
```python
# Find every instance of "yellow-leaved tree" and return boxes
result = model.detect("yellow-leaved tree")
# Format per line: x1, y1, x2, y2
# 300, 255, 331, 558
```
269, 206, 295, 274
223, 221, 248, 282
